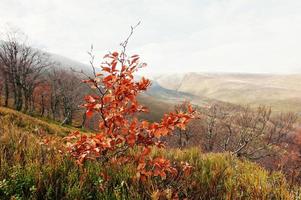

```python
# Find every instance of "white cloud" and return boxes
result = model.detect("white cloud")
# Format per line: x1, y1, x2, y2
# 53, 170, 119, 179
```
0, 0, 301, 74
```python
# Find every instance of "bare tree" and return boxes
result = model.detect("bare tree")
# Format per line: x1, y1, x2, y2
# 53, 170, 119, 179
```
47, 68, 61, 120
219, 107, 297, 160
19, 47, 51, 112
0, 31, 23, 109
169, 102, 297, 161
201, 103, 237, 151
0, 61, 6, 106
0, 30, 51, 111
55, 69, 85, 125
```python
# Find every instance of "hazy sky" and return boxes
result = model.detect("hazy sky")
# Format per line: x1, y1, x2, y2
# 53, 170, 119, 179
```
1, 0, 301, 74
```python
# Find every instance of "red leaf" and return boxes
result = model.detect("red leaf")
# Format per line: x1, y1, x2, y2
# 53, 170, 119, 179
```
142, 147, 151, 156
102, 67, 111, 73
111, 60, 117, 69
131, 57, 139, 65
131, 54, 139, 58
85, 95, 96, 103
103, 75, 114, 83
154, 127, 169, 138
112, 52, 119, 57
188, 104, 194, 113
141, 121, 149, 129
103, 94, 112, 104
127, 134, 136, 146
86, 109, 93, 118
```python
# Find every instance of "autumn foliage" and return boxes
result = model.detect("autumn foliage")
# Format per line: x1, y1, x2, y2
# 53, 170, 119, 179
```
65, 50, 196, 183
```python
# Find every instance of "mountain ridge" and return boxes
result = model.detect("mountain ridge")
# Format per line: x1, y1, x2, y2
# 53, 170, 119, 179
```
153, 72, 301, 112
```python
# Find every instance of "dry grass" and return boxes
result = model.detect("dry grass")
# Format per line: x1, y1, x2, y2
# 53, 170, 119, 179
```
0, 107, 79, 136
0, 107, 300, 199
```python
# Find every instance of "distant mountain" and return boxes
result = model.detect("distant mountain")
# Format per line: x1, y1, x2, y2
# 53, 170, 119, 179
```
49, 53, 91, 73
153, 72, 301, 113
48, 53, 209, 105
53, 53, 297, 119
42, 52, 301, 113
146, 81, 195, 102
47, 53, 203, 121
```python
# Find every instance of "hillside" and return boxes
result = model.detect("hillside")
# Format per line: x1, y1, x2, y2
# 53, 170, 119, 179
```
154, 73, 301, 113
49, 53, 91, 73
0, 107, 299, 199
0, 107, 78, 136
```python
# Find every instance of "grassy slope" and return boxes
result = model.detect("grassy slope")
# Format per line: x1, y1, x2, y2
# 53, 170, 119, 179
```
0, 107, 300, 199
0, 107, 78, 136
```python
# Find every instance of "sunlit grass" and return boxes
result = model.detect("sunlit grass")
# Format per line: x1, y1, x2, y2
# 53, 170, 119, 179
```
0, 108, 300, 199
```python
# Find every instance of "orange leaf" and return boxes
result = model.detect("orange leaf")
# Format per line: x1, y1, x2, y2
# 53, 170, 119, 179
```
127, 134, 136, 146
131, 57, 139, 65
188, 104, 194, 113
154, 127, 169, 138
103, 94, 112, 104
102, 67, 111, 73
112, 52, 119, 57
111, 60, 117, 69
86, 109, 93, 118
141, 121, 149, 129
131, 54, 139, 58
142, 147, 151, 156
85, 95, 96, 103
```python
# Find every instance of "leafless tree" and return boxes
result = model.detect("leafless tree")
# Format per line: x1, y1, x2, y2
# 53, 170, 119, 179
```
0, 30, 51, 111
170, 102, 297, 161
20, 47, 51, 112
47, 68, 62, 120
0, 31, 22, 109
198, 103, 297, 160
200, 103, 237, 151
54, 69, 86, 125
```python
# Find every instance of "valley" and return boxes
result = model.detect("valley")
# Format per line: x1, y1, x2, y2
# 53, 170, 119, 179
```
153, 72, 301, 113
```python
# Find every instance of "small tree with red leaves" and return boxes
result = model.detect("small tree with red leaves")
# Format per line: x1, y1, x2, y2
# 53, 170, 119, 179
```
65, 25, 196, 195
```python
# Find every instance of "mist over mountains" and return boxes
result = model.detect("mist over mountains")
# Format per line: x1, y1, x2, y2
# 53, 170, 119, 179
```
153, 72, 301, 112
48, 52, 301, 113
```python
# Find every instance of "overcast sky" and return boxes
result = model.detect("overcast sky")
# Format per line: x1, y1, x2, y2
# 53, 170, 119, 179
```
1, 0, 301, 74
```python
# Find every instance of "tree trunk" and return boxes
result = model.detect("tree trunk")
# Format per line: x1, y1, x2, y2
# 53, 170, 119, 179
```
29, 95, 35, 113
81, 112, 87, 129
61, 110, 72, 125
40, 94, 45, 116
24, 94, 29, 113
50, 98, 59, 121
4, 76, 9, 107
15, 86, 23, 111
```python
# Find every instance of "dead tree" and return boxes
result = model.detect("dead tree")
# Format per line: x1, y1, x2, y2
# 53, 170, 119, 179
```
0, 30, 51, 111
19, 47, 51, 112
0, 32, 23, 110
199, 103, 297, 160
55, 69, 85, 126
46, 69, 61, 120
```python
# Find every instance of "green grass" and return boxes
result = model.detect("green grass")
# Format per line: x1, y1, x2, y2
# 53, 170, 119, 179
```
0, 107, 83, 136
0, 107, 300, 199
